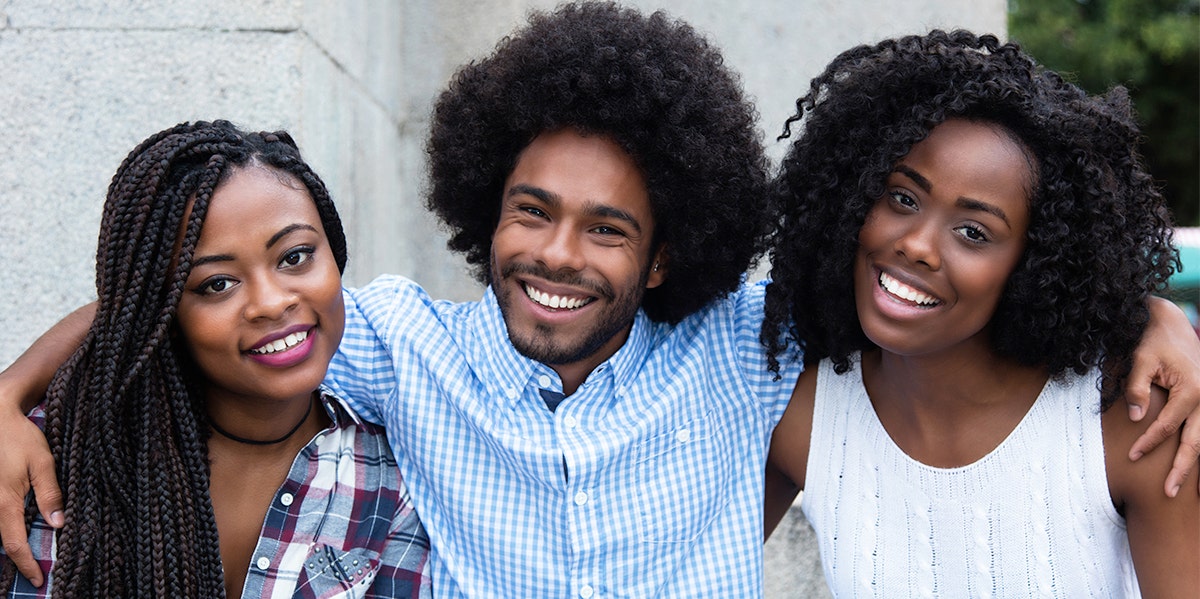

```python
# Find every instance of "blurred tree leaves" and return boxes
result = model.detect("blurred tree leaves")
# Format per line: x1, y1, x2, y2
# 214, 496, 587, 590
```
1010, 0, 1199, 225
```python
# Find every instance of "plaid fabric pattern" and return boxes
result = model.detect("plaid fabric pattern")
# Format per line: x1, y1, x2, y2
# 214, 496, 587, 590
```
325, 275, 804, 598
4, 394, 431, 599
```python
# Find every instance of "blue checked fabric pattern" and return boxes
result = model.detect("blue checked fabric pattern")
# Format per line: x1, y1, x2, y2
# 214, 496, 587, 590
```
325, 276, 803, 598
5, 394, 431, 599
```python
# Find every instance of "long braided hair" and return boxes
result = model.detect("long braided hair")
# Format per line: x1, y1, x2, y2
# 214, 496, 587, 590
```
0, 120, 346, 597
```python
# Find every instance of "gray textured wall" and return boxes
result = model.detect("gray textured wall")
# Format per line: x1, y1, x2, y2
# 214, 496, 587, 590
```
0, 0, 1006, 366
0, 1, 1005, 595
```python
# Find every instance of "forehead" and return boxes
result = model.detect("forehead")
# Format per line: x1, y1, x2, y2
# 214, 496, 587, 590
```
196, 166, 321, 248
902, 119, 1034, 210
506, 129, 652, 218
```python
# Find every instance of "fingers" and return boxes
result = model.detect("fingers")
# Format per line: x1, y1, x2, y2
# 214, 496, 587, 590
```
1122, 359, 1154, 422
1169, 420, 1200, 498
0, 410, 57, 587
0, 492, 42, 587
1128, 391, 1200, 497
1129, 397, 1184, 461
28, 448, 62, 529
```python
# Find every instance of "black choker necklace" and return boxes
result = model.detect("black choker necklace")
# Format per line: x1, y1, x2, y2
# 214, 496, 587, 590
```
210, 397, 313, 446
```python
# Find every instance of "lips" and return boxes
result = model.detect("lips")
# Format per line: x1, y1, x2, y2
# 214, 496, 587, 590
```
245, 325, 317, 368
250, 329, 309, 355
524, 283, 594, 310
879, 271, 940, 307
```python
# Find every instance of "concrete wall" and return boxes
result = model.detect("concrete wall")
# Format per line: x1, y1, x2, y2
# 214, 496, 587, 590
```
0, 0, 1006, 366
0, 1, 1005, 595
0, 0, 419, 364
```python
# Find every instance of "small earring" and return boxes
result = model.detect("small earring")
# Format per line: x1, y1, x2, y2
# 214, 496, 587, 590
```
653, 262, 660, 272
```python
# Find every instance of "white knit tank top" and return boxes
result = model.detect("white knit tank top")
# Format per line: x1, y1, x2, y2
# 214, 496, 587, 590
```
800, 356, 1140, 598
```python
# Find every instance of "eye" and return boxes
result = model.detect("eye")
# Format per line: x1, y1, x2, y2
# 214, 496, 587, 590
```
280, 247, 315, 268
887, 190, 918, 211
954, 224, 991, 244
194, 276, 237, 296
520, 206, 549, 219
591, 225, 625, 237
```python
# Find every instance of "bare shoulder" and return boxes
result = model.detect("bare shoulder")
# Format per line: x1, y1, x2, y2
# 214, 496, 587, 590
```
1102, 385, 1174, 501
1103, 384, 1200, 596
768, 363, 819, 490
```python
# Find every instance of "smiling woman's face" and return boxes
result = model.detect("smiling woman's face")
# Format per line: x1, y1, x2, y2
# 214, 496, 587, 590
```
854, 118, 1033, 358
175, 165, 344, 408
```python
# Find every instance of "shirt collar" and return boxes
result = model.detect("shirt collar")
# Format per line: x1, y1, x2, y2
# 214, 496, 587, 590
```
316, 386, 364, 429
472, 285, 656, 410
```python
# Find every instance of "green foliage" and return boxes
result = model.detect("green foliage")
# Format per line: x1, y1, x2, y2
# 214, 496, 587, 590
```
1010, 0, 1200, 225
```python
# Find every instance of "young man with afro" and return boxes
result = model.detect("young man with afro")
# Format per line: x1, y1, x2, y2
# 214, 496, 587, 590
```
0, 4, 788, 595
2, 2, 1199, 597
331, 3, 787, 594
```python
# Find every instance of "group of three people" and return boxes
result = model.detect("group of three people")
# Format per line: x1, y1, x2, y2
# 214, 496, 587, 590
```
1, 2, 1198, 597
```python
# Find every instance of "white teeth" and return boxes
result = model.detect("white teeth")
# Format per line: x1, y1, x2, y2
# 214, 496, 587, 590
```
524, 285, 589, 310
879, 272, 939, 306
251, 330, 308, 354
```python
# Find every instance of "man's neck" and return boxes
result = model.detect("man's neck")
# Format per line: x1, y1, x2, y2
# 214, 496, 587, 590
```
551, 327, 635, 396
552, 359, 604, 396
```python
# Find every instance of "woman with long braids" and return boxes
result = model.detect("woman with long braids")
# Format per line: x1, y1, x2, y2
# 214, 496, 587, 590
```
762, 31, 1197, 596
0, 120, 429, 598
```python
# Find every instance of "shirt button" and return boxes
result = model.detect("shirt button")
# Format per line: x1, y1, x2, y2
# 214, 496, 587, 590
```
280, 492, 294, 506
574, 491, 589, 506
580, 584, 595, 598
537, 374, 553, 387
506, 388, 518, 400
256, 556, 271, 570
563, 415, 578, 428
675, 429, 691, 443
315, 434, 325, 446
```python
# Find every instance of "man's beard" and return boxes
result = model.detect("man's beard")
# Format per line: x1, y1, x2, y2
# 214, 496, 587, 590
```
493, 260, 648, 365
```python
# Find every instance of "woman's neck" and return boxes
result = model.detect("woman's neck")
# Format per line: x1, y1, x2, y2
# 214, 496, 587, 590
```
205, 390, 327, 454
861, 345, 1048, 468
205, 390, 330, 597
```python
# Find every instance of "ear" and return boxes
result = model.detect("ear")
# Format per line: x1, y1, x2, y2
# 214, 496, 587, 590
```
646, 245, 668, 289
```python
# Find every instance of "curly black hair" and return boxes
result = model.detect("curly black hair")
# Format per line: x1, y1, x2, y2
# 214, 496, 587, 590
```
0, 120, 346, 597
761, 30, 1178, 408
426, 1, 770, 323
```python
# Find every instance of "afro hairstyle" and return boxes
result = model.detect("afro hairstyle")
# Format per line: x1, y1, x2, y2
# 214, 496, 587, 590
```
426, 1, 770, 323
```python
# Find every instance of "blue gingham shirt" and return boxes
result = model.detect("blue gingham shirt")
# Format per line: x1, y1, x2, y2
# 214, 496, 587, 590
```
325, 275, 803, 597
5, 393, 431, 599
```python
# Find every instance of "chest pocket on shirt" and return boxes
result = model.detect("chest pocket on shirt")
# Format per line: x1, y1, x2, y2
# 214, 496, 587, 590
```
633, 412, 731, 543
293, 544, 381, 599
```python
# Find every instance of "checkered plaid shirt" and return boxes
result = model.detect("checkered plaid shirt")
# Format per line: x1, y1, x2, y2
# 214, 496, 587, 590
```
5, 393, 430, 599
324, 275, 803, 597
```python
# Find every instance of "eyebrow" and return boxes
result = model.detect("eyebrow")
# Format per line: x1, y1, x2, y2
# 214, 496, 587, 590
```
894, 165, 932, 193
192, 253, 234, 268
190, 223, 319, 268
507, 183, 644, 235
955, 197, 1010, 225
267, 223, 319, 249
894, 165, 1010, 225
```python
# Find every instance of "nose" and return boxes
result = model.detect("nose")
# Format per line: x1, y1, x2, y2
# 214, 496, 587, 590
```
894, 219, 941, 271
243, 273, 298, 321
532, 223, 587, 273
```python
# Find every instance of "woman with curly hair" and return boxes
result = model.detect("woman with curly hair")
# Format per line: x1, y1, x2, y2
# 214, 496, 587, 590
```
763, 31, 1197, 596
0, 121, 429, 598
